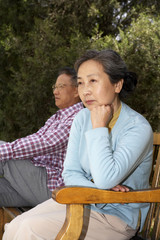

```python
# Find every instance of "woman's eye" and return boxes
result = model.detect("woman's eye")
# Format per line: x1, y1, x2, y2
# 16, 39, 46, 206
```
90, 79, 96, 83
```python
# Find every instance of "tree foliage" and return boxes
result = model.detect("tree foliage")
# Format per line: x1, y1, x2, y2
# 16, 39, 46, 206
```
0, 0, 159, 140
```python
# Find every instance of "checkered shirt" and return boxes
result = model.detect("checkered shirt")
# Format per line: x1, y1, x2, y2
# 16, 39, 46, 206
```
0, 102, 83, 191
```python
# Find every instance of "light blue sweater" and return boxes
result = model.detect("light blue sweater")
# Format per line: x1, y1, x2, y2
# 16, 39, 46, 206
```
62, 102, 153, 230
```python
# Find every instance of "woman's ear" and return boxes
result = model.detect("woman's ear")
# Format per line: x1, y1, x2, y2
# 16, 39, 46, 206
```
115, 79, 124, 93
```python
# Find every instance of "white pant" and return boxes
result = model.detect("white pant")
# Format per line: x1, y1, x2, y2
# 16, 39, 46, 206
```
3, 199, 137, 240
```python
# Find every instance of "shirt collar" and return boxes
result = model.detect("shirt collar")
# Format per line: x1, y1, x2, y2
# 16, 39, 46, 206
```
56, 102, 83, 120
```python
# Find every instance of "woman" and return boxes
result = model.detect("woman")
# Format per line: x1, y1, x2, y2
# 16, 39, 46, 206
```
3, 49, 153, 240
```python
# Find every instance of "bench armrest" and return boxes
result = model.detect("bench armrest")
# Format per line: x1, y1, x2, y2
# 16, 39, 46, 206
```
52, 186, 160, 204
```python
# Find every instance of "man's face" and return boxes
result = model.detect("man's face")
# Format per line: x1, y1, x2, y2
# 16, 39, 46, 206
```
53, 73, 78, 109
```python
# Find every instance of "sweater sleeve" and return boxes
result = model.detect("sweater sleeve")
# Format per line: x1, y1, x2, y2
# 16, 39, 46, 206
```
63, 116, 95, 188
85, 124, 153, 189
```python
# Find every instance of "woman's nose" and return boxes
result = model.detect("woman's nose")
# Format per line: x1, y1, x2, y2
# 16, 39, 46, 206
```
83, 84, 91, 96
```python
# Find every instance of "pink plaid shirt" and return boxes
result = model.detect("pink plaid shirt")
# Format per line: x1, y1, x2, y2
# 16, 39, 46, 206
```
0, 102, 83, 191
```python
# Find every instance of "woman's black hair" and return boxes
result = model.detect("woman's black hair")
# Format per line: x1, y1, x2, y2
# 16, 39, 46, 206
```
74, 49, 137, 99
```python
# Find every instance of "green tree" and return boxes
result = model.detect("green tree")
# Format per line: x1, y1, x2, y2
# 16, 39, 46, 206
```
0, 17, 90, 140
0, 0, 160, 140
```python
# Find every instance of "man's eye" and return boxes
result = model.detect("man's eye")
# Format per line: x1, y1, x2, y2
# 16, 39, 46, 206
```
77, 82, 82, 86
59, 84, 65, 88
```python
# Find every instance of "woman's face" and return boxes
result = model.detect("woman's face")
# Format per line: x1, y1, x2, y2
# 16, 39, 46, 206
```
77, 60, 123, 111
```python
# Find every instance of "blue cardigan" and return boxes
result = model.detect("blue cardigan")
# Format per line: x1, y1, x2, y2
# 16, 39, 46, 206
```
62, 102, 153, 230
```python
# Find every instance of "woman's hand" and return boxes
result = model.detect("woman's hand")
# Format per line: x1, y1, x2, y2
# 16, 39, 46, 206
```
91, 105, 113, 128
111, 185, 130, 192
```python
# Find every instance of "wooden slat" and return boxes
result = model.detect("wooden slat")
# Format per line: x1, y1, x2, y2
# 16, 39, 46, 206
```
153, 132, 160, 145
151, 203, 160, 240
152, 146, 160, 188
2, 207, 23, 219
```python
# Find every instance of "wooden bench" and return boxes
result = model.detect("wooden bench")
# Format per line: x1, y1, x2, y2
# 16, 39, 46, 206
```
0, 207, 31, 239
53, 132, 160, 240
0, 133, 159, 239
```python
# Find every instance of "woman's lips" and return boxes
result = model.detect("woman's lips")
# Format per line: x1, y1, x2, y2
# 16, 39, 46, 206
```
85, 100, 95, 105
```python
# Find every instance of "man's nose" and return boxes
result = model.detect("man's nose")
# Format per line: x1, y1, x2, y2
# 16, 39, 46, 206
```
53, 88, 59, 95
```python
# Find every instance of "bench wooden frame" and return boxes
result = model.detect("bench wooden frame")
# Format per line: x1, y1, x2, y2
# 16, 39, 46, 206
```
52, 132, 160, 240
0, 133, 159, 239
0, 207, 31, 239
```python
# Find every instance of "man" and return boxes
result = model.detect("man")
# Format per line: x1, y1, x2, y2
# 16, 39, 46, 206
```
0, 67, 83, 207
